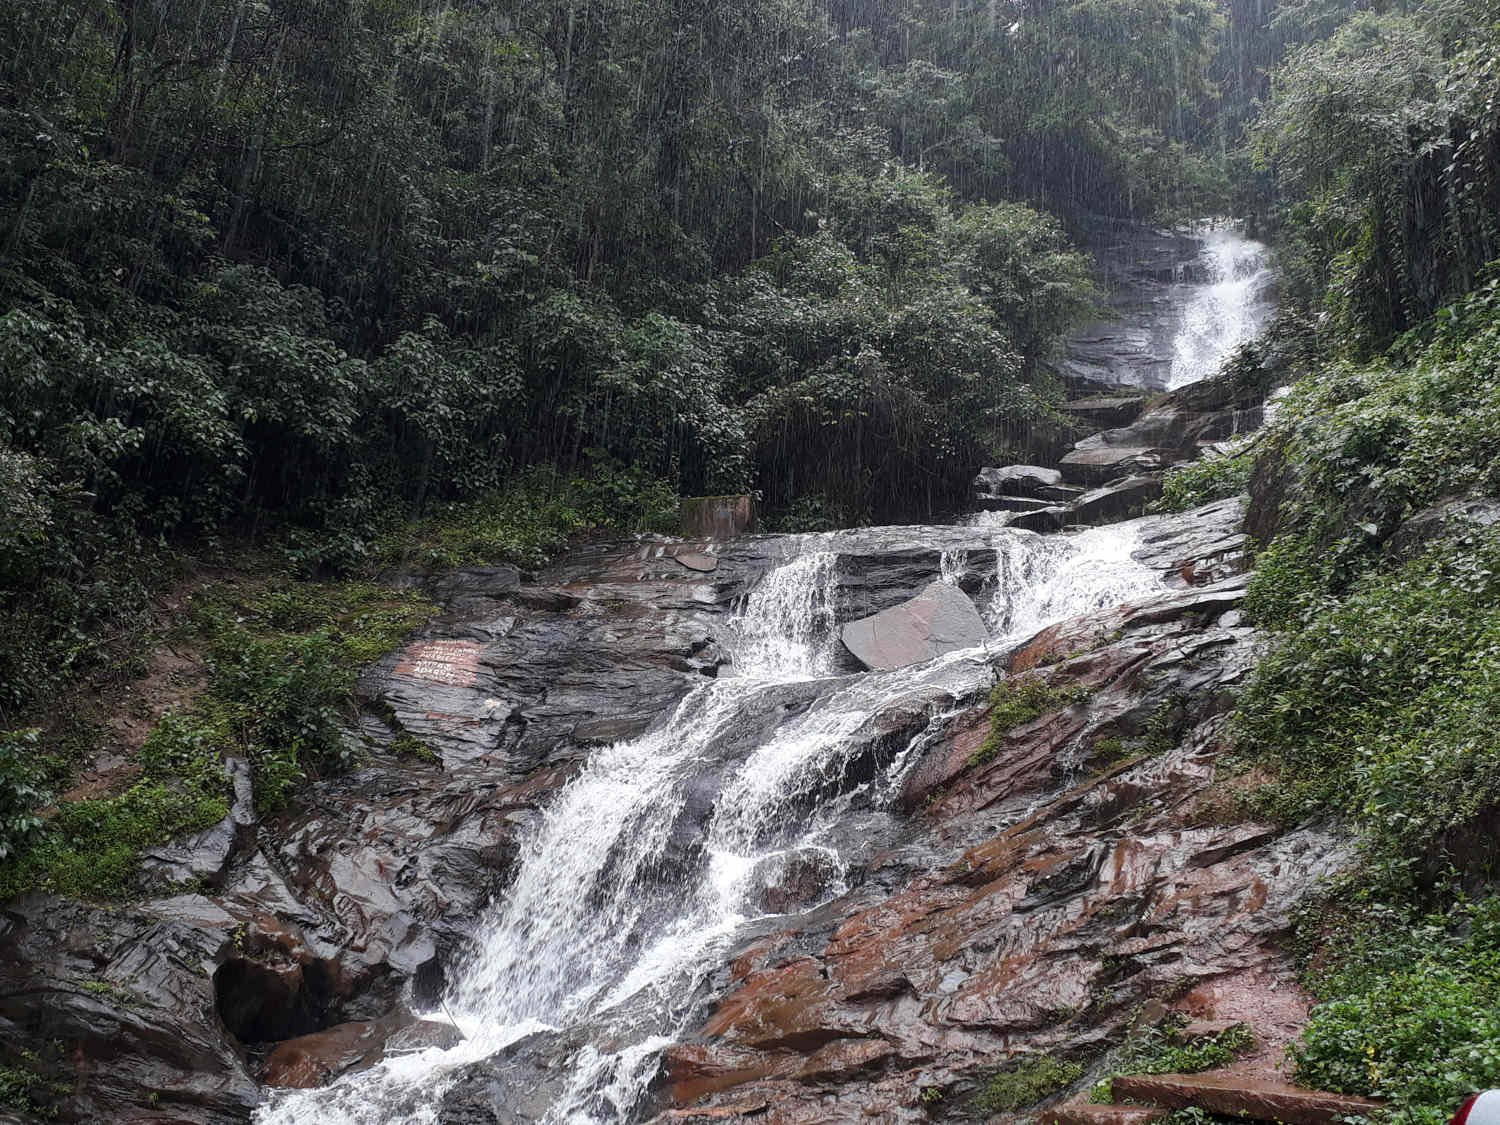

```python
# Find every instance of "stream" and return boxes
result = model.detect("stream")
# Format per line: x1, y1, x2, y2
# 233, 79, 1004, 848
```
256, 223, 1274, 1125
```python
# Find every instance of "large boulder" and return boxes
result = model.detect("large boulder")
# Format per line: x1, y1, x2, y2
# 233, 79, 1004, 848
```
840, 582, 989, 671
1069, 476, 1165, 527
1062, 396, 1146, 430
974, 465, 1066, 499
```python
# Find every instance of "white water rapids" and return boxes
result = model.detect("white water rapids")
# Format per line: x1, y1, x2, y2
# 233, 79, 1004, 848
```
255, 522, 1165, 1125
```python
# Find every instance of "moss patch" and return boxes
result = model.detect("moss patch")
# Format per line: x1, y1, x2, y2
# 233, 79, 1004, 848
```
976, 1055, 1084, 1113
969, 677, 1086, 767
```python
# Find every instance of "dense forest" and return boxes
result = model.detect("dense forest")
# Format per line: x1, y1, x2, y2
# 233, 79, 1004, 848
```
5, 0, 1500, 1121
4, 0, 1496, 717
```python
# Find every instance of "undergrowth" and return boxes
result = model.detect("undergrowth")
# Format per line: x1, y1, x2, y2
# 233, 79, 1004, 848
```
1293, 900, 1500, 1125
1090, 1020, 1254, 1103
1235, 282, 1500, 1123
0, 465, 674, 901
1154, 450, 1253, 513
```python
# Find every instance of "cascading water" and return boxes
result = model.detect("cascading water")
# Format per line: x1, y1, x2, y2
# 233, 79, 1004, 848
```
1168, 226, 1275, 390
256, 522, 1164, 1125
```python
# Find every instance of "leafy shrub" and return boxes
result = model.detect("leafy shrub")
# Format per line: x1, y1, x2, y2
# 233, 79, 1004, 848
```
1155, 451, 1253, 513
0, 714, 229, 900
211, 630, 356, 812
0, 730, 47, 860
375, 464, 677, 572
1249, 280, 1500, 589
977, 1055, 1084, 1114
969, 678, 1086, 767
1294, 900, 1500, 1125
1091, 1021, 1254, 1102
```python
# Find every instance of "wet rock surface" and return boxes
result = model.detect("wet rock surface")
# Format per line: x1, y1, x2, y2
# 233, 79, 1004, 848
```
648, 505, 1348, 1124
0, 895, 262, 1123
0, 484, 1304, 1125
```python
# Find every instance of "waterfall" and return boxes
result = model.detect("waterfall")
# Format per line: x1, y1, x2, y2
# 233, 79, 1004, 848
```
1168, 226, 1275, 390
256, 523, 1165, 1125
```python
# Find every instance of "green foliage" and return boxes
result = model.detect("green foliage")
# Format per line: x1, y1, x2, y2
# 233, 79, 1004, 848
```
0, 572, 437, 898
0, 713, 230, 900
1237, 529, 1500, 870
1237, 287, 1500, 872
1090, 1021, 1255, 1102
0, 731, 48, 861
377, 466, 679, 571
210, 631, 353, 813
1293, 899, 1500, 1125
767, 495, 846, 534
969, 678, 1086, 768
193, 577, 439, 809
976, 1055, 1084, 1114
1255, 2, 1500, 347
1156, 452, 1255, 513
389, 733, 440, 766
1245, 280, 1500, 624
0, 1062, 58, 1117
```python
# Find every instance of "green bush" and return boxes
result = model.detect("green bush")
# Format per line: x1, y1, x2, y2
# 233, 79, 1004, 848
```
1294, 900, 1500, 1125
0, 714, 229, 900
1236, 530, 1500, 872
1155, 451, 1253, 513
977, 1055, 1084, 1114
210, 629, 353, 812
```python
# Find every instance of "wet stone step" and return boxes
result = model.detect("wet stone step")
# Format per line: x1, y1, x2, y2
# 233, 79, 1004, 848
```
1111, 1073, 1385, 1125
1042, 1103, 1167, 1125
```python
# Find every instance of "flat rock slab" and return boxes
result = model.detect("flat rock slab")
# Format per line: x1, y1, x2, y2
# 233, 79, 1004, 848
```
1059, 443, 1163, 486
1044, 1103, 1166, 1125
974, 494, 1056, 514
840, 581, 989, 671
1111, 1073, 1384, 1125
1008, 506, 1070, 533
674, 551, 720, 573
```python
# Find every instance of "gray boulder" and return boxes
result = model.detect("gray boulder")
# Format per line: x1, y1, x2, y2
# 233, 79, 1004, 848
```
1069, 475, 1165, 526
974, 465, 1064, 499
840, 581, 989, 671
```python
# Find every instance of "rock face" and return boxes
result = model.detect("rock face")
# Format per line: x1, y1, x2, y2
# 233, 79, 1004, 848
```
1070, 475, 1166, 526
840, 581, 989, 670
0, 895, 262, 1123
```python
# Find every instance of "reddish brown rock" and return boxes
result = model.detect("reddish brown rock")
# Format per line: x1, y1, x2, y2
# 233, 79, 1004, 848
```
262, 1017, 397, 1089
660, 1101, 770, 1120
792, 1038, 895, 1082
1110, 1073, 1383, 1125
1044, 1103, 1167, 1125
